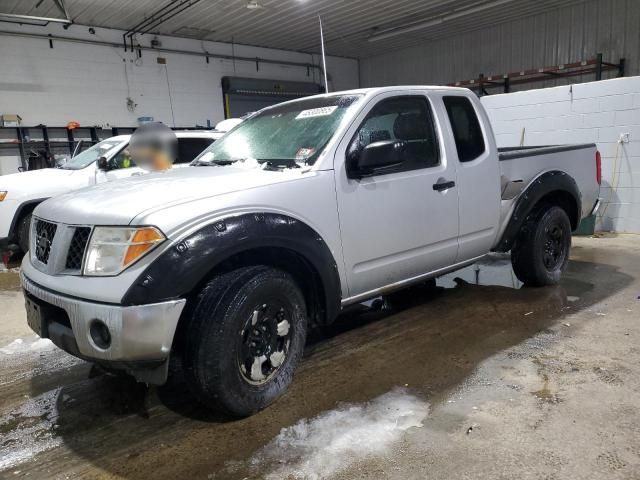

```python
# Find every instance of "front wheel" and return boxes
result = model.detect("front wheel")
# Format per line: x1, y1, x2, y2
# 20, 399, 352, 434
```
511, 206, 572, 286
183, 266, 307, 416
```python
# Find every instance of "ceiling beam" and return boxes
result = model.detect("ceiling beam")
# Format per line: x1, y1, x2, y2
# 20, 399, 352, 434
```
52, 0, 73, 22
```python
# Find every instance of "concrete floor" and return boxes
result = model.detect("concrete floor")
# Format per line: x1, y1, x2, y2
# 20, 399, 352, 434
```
0, 235, 639, 479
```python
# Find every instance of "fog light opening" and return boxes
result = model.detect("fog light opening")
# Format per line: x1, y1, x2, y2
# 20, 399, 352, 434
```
90, 320, 111, 349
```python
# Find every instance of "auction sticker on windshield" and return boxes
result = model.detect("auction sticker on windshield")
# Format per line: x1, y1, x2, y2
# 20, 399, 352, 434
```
295, 147, 316, 161
295, 106, 338, 119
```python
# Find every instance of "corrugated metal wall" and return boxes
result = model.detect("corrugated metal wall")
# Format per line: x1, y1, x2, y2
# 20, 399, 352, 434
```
360, 0, 640, 90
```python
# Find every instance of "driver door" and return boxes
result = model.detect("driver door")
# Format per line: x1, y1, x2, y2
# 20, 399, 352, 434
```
335, 93, 460, 298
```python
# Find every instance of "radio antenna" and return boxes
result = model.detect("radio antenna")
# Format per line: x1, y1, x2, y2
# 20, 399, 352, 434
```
318, 15, 329, 93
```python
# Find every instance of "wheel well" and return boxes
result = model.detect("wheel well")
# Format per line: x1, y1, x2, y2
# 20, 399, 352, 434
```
535, 190, 579, 230
172, 246, 328, 352
9, 201, 41, 240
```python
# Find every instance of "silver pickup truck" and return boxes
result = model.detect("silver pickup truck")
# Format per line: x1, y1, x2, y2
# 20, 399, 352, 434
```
21, 86, 601, 416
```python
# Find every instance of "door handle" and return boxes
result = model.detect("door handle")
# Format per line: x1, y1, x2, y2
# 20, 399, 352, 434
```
433, 180, 455, 191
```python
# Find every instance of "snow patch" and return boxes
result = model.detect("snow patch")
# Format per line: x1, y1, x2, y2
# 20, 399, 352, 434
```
0, 336, 81, 388
0, 388, 62, 471
0, 336, 55, 355
250, 389, 429, 480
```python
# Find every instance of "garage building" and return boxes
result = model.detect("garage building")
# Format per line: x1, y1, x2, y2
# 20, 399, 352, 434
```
0, 1, 639, 478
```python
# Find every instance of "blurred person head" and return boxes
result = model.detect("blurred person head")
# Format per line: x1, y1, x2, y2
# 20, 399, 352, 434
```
129, 122, 177, 171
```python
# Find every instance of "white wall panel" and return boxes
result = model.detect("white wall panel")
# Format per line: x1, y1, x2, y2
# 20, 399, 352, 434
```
0, 23, 359, 128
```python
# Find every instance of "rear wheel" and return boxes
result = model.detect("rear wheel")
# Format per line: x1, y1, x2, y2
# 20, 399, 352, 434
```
16, 212, 32, 254
183, 266, 307, 416
511, 206, 572, 286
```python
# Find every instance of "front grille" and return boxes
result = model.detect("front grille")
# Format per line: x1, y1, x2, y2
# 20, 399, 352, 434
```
65, 227, 91, 270
34, 219, 58, 265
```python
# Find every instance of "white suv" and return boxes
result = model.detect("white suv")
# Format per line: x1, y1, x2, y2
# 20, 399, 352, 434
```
0, 130, 227, 253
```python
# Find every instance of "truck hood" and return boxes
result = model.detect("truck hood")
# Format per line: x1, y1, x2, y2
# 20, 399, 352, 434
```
35, 164, 307, 226
0, 168, 80, 201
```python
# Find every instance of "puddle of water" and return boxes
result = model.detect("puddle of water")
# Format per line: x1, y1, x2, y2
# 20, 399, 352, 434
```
237, 389, 429, 480
437, 253, 523, 290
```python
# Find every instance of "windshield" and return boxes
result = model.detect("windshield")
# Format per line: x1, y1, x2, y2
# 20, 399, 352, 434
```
192, 94, 362, 167
61, 139, 124, 170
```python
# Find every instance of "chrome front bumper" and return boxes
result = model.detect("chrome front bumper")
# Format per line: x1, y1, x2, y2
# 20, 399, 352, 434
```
21, 272, 186, 363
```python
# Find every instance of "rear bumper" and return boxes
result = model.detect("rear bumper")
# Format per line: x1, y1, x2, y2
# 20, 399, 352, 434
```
21, 272, 186, 365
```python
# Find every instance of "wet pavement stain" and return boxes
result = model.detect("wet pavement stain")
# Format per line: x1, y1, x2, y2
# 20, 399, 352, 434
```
0, 236, 638, 479
0, 271, 20, 291
531, 374, 561, 404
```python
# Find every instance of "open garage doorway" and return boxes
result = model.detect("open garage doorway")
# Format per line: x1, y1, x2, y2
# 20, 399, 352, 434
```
221, 77, 324, 118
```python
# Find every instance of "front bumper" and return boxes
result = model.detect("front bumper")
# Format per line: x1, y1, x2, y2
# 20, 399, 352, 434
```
21, 272, 186, 364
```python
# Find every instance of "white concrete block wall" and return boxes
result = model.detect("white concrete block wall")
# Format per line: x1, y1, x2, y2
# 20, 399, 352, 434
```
482, 76, 640, 233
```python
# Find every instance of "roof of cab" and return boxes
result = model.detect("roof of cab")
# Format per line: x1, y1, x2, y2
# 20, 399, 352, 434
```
332, 85, 472, 96
254, 85, 474, 112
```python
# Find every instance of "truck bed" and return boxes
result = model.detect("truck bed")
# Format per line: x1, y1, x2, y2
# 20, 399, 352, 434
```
497, 143, 600, 239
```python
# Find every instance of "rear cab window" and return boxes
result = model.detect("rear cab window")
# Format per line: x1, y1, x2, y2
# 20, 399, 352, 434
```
443, 96, 486, 163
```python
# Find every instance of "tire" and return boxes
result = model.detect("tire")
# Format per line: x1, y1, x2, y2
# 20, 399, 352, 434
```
16, 212, 32, 254
511, 206, 572, 287
183, 266, 307, 416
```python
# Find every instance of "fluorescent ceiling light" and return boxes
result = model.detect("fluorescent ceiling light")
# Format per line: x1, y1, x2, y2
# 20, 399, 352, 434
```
368, 0, 513, 42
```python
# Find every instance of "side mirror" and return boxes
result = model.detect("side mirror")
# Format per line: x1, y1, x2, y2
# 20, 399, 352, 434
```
348, 140, 406, 178
96, 156, 110, 171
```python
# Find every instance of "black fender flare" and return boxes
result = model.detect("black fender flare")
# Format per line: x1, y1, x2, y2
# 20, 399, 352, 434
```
8, 198, 48, 240
121, 212, 342, 323
495, 171, 581, 252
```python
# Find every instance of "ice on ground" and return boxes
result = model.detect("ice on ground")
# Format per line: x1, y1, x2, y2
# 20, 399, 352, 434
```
0, 336, 55, 355
0, 336, 81, 388
0, 388, 62, 471
250, 389, 429, 480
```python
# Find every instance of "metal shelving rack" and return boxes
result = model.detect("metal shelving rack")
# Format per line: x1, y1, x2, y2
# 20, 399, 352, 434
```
0, 125, 137, 171
449, 53, 626, 96
0, 124, 213, 171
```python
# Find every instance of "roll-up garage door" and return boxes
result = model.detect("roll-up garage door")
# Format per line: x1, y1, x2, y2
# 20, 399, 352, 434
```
221, 77, 324, 118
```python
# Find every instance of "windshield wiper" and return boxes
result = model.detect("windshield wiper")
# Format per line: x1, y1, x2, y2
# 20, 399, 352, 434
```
262, 159, 300, 170
191, 157, 245, 166
192, 158, 301, 169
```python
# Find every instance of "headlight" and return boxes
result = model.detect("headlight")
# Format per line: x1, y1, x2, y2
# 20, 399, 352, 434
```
83, 226, 165, 276
0, 191, 7, 201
